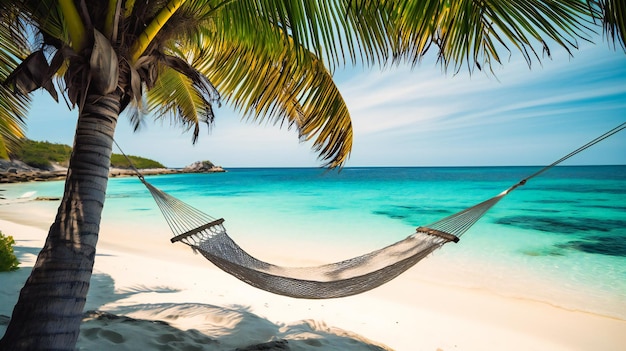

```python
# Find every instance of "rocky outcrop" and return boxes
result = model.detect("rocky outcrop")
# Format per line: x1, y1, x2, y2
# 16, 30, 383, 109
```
0, 160, 67, 183
0, 170, 68, 183
1, 160, 225, 183
182, 161, 225, 173
0, 159, 41, 173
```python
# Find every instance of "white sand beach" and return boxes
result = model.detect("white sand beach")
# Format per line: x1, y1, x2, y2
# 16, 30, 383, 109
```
1, 200, 625, 350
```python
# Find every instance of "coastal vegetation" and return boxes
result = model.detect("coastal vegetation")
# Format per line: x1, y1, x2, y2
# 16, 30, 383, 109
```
0, 1, 624, 350
109, 154, 165, 169
0, 231, 19, 272
11, 140, 71, 169
10, 140, 164, 170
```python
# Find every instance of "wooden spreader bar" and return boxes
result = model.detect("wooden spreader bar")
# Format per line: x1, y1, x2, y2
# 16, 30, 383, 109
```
170, 218, 225, 243
416, 226, 460, 243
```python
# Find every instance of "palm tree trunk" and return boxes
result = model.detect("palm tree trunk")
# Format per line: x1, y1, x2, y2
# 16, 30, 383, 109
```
0, 91, 121, 351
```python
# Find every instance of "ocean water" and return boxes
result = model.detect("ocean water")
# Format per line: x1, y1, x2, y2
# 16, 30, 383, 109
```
1, 166, 625, 317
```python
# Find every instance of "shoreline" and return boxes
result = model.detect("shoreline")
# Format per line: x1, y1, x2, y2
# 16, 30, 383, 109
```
0, 166, 226, 184
3, 182, 623, 322
0, 158, 226, 184
1, 201, 625, 350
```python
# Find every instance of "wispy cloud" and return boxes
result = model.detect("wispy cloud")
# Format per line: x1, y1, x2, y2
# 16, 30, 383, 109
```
24, 41, 626, 167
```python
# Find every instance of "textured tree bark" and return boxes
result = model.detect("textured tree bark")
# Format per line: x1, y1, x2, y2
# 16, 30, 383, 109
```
0, 91, 121, 350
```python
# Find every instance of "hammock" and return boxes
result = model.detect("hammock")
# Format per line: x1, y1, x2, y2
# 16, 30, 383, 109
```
118, 122, 624, 299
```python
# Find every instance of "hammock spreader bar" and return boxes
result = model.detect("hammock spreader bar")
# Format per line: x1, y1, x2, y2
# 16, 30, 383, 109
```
171, 218, 225, 244
115, 122, 625, 299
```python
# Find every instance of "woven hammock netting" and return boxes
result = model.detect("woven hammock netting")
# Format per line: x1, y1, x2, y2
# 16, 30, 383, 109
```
131, 122, 624, 299
144, 180, 505, 299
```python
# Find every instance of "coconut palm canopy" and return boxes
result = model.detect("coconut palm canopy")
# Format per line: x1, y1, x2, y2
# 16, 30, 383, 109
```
0, 0, 624, 350
2, 1, 623, 166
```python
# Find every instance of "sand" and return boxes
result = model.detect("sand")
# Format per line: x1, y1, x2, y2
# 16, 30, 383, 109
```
1, 200, 625, 350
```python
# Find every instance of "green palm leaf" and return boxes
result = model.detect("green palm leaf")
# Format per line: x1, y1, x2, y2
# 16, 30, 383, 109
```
8, 0, 67, 45
0, 4, 29, 158
595, 0, 626, 49
185, 19, 353, 167
387, 0, 596, 72
206, 0, 394, 69
147, 65, 217, 143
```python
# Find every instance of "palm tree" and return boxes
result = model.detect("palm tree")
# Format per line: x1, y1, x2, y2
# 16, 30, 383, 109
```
0, 1, 623, 350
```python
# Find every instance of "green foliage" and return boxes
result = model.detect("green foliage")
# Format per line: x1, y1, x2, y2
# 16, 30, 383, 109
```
10, 139, 165, 169
110, 154, 165, 169
0, 231, 19, 272
12, 140, 72, 169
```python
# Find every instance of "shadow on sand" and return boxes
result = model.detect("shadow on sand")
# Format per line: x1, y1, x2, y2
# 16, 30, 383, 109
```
1, 250, 390, 351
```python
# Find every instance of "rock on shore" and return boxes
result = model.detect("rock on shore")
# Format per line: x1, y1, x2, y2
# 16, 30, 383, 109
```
0, 160, 67, 183
0, 160, 225, 183
182, 160, 225, 173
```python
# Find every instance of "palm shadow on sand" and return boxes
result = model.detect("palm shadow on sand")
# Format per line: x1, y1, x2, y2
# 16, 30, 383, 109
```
2, 248, 390, 350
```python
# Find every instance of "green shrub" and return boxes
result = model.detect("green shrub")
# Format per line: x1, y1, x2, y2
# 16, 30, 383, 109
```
110, 154, 165, 169
0, 231, 19, 271
10, 139, 165, 170
12, 140, 72, 169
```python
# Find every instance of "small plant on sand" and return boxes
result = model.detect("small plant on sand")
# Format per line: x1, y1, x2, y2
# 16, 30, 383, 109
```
0, 231, 19, 271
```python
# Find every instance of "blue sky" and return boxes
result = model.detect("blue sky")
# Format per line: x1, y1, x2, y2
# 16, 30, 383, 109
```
24, 40, 626, 168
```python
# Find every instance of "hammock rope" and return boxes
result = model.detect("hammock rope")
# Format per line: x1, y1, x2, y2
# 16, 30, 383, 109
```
114, 122, 625, 299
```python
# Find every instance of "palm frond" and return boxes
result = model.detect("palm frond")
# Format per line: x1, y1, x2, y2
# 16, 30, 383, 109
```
185, 0, 606, 74
210, 0, 394, 70
389, 0, 597, 72
187, 21, 352, 168
10, 0, 68, 46
0, 5, 29, 158
146, 64, 217, 143
593, 0, 626, 49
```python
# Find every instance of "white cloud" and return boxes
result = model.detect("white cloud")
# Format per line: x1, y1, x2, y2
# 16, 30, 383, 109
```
24, 39, 626, 167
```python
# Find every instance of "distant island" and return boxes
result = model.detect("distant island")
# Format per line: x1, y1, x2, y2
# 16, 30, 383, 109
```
0, 140, 224, 183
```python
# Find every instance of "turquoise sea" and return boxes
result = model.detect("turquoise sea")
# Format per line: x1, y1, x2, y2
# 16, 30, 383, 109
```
1, 166, 625, 318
